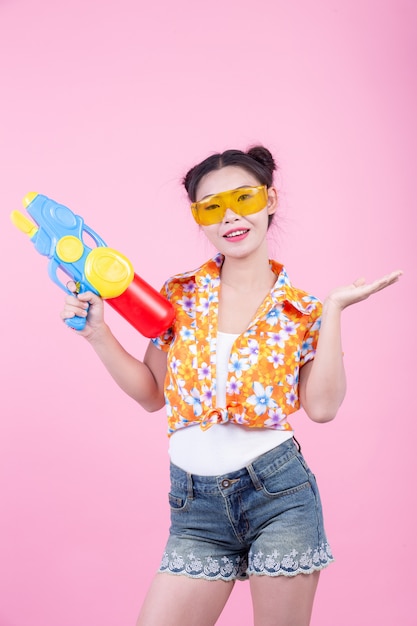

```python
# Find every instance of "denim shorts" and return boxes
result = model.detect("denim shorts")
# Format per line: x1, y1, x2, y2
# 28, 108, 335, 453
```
159, 438, 334, 581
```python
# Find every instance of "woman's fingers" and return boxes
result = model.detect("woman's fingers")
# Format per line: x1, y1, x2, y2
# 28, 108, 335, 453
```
66, 280, 78, 294
369, 270, 403, 293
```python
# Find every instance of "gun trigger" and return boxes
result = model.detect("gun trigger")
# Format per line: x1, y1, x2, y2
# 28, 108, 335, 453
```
75, 281, 81, 295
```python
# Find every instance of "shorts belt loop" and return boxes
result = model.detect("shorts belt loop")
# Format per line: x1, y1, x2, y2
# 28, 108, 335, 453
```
247, 463, 262, 491
293, 437, 302, 453
187, 473, 194, 500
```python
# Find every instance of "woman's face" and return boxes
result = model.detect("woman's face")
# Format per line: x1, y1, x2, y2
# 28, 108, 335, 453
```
194, 165, 277, 259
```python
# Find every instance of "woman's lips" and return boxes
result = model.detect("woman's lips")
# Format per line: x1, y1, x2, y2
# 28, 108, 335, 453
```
223, 228, 249, 241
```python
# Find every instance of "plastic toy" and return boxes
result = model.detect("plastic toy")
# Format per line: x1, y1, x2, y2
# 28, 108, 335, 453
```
10, 193, 175, 337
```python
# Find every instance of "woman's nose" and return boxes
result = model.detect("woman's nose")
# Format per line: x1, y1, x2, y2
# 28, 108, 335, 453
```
223, 207, 240, 222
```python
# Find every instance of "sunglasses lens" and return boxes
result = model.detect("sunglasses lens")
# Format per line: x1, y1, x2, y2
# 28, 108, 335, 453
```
196, 201, 223, 225
233, 187, 266, 216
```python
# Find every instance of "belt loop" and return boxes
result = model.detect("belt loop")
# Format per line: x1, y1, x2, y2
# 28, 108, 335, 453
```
293, 436, 302, 453
187, 472, 194, 500
247, 463, 263, 491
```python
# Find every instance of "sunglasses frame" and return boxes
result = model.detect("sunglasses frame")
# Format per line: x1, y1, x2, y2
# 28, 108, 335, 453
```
191, 185, 268, 226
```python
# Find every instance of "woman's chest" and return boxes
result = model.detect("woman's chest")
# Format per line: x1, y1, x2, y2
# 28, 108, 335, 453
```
217, 285, 273, 334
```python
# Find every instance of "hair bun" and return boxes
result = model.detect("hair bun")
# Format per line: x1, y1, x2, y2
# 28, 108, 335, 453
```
247, 146, 276, 174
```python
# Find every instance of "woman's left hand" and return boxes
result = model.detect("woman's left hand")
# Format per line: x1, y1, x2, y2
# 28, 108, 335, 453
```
325, 270, 403, 311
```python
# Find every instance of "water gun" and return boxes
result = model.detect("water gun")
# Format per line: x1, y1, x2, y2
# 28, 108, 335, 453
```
10, 193, 175, 337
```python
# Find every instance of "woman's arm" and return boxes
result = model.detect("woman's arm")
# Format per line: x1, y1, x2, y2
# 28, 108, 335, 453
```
299, 270, 402, 423
61, 285, 167, 412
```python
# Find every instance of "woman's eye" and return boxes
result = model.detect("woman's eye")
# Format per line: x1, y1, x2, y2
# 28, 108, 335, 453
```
204, 204, 220, 211
237, 194, 251, 202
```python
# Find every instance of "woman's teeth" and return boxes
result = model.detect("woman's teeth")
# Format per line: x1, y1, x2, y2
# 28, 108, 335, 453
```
225, 229, 248, 238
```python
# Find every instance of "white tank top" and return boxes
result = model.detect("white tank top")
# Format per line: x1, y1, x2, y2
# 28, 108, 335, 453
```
169, 332, 293, 475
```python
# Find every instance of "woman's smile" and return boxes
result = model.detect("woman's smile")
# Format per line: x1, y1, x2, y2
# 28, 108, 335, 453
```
223, 227, 250, 241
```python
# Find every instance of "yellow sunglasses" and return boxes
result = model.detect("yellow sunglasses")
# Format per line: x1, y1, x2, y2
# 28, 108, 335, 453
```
191, 185, 268, 226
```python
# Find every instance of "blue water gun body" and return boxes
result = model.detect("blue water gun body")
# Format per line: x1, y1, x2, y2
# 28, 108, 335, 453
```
16, 194, 108, 328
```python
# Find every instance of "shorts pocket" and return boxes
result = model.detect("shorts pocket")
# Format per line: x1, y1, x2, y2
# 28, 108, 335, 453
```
260, 455, 311, 498
168, 483, 190, 512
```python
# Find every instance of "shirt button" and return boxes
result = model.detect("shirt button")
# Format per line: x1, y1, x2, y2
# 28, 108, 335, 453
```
221, 479, 231, 488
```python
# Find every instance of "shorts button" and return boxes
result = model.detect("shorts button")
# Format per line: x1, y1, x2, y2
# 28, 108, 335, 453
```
221, 479, 231, 488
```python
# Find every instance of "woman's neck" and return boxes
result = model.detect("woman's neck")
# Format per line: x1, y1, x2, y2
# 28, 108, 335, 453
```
220, 246, 276, 292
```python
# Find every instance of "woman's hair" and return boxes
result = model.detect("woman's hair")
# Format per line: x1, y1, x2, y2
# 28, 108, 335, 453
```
183, 145, 277, 202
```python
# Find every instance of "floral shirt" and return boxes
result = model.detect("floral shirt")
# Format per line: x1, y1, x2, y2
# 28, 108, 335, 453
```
152, 254, 322, 436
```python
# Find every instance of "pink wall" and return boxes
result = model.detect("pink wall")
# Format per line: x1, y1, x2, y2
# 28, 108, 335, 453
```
1, 1, 415, 624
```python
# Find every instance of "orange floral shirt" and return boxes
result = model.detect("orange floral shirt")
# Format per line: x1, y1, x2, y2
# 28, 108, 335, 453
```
152, 254, 322, 436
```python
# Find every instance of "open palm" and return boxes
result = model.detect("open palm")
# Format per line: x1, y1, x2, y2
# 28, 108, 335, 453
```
327, 270, 402, 310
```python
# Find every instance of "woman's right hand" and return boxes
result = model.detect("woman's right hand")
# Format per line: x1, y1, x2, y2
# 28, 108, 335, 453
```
60, 281, 106, 339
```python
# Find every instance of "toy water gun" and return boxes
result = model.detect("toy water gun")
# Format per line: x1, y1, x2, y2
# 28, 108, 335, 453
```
10, 193, 175, 337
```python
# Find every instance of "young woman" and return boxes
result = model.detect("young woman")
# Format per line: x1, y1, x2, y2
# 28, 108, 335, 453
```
62, 146, 401, 626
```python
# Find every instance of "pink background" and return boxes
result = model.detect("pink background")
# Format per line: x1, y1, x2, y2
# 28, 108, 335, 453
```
1, 1, 416, 624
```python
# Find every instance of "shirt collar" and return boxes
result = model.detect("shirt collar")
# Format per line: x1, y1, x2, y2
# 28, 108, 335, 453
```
195, 254, 315, 315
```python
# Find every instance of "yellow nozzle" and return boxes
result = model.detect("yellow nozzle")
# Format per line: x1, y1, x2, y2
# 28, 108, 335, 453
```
10, 210, 38, 238
23, 192, 38, 208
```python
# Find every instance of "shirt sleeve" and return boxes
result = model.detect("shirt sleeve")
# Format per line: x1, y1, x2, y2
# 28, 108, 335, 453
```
151, 281, 175, 352
299, 299, 322, 366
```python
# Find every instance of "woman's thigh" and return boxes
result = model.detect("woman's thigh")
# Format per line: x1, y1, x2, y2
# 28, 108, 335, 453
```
250, 571, 320, 626
136, 572, 235, 626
